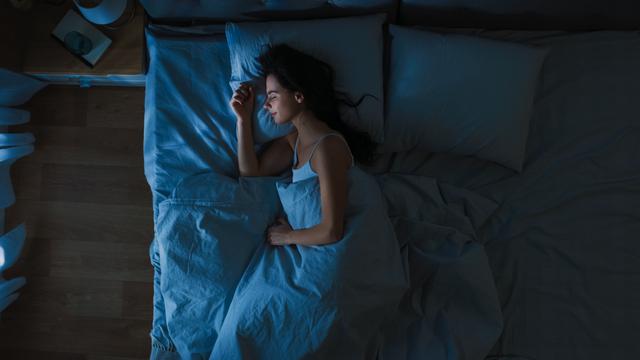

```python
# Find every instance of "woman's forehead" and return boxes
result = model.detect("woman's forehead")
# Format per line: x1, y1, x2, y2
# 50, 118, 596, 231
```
266, 74, 281, 90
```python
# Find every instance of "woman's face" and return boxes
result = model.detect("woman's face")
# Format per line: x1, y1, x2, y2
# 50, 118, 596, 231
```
264, 74, 304, 125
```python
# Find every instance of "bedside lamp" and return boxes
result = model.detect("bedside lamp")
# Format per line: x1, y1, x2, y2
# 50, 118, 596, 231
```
73, 0, 133, 26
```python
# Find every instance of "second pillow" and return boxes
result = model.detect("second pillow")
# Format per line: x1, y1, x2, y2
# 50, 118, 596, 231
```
383, 25, 549, 172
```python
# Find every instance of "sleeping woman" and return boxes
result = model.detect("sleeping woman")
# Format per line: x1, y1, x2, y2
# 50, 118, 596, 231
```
228, 44, 377, 248
217, 44, 407, 359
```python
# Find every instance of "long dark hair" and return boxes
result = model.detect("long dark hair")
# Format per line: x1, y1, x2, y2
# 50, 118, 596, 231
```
257, 43, 379, 166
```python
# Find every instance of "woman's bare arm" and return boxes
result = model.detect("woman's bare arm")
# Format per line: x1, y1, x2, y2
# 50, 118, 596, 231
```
237, 122, 293, 177
231, 83, 261, 177
236, 117, 260, 177
288, 136, 350, 245
232, 83, 293, 177
257, 135, 294, 177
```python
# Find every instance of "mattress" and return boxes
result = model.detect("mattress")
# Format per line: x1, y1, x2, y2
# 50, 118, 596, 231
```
143, 25, 640, 359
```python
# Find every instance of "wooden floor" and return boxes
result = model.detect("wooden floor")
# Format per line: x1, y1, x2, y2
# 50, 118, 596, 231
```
0, 85, 154, 359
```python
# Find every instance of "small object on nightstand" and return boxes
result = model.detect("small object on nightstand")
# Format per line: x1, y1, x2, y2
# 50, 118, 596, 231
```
22, 1, 146, 86
51, 9, 112, 68
74, 0, 134, 27
64, 31, 94, 56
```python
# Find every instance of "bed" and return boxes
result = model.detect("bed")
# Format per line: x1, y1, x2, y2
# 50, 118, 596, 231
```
141, 1, 640, 359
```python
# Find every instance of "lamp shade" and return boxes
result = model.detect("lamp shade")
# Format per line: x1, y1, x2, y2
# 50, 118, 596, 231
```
74, 0, 129, 25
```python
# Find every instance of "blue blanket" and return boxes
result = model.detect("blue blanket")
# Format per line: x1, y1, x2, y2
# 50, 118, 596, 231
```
211, 167, 408, 359
156, 167, 408, 359
153, 167, 501, 359
155, 174, 283, 357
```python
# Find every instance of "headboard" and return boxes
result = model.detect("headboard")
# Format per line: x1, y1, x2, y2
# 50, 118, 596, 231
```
139, 0, 398, 24
398, 0, 640, 30
139, 0, 640, 30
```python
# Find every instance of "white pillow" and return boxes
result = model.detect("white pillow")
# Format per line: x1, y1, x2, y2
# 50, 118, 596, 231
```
225, 14, 387, 144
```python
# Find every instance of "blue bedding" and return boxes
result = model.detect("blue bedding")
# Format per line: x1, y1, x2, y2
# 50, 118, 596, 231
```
144, 28, 240, 222
152, 167, 499, 359
210, 167, 407, 359
154, 174, 283, 357
144, 21, 640, 360
144, 25, 502, 359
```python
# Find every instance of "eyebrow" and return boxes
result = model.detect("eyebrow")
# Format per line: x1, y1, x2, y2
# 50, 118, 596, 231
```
267, 90, 278, 95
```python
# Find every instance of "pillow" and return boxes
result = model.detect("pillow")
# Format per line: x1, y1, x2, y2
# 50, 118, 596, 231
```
383, 25, 549, 172
225, 13, 387, 144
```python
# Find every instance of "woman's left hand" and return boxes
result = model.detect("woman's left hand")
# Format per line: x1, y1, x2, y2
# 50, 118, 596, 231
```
267, 217, 293, 246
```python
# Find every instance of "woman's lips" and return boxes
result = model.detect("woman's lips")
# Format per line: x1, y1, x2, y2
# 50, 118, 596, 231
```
271, 112, 277, 116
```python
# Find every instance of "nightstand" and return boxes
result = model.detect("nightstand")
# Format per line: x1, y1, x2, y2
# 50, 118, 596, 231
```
22, 1, 146, 87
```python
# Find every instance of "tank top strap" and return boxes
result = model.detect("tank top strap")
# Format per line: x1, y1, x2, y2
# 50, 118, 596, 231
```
292, 134, 299, 166
308, 132, 355, 167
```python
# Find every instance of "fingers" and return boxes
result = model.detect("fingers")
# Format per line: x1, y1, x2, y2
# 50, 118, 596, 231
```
232, 93, 245, 105
231, 95, 248, 107
239, 84, 252, 96
236, 84, 253, 98
267, 231, 282, 246
266, 225, 286, 246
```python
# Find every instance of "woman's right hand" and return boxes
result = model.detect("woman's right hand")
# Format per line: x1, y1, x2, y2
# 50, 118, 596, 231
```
229, 83, 255, 122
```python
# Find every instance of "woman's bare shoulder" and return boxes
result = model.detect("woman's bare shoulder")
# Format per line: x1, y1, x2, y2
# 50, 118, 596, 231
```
312, 133, 352, 171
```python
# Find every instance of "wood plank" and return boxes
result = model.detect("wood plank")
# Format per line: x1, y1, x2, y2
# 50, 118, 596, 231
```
19, 85, 88, 127
6, 200, 153, 244
0, 314, 150, 358
6, 276, 122, 319
46, 239, 152, 283
0, 349, 145, 360
4, 200, 154, 282
3, 276, 151, 320
2, 237, 153, 284
1, 347, 146, 360
11, 161, 42, 201
121, 281, 154, 320
11, 125, 144, 167
1, 349, 85, 360
6, 199, 153, 239
40, 164, 151, 206
86, 87, 145, 130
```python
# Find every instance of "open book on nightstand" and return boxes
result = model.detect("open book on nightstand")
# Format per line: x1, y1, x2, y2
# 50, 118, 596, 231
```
51, 9, 113, 68
22, 1, 146, 87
